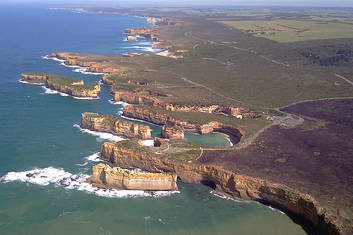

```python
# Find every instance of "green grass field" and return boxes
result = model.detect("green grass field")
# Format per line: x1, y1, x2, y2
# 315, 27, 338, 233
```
220, 20, 353, 43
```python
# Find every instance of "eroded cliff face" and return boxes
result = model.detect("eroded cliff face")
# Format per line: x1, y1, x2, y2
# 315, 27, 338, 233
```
81, 112, 151, 139
45, 79, 100, 98
21, 73, 100, 98
21, 73, 47, 84
101, 142, 341, 234
112, 90, 258, 119
127, 35, 137, 41
124, 27, 159, 42
123, 105, 242, 144
87, 163, 178, 191
114, 91, 163, 107
47, 53, 119, 74
161, 125, 184, 139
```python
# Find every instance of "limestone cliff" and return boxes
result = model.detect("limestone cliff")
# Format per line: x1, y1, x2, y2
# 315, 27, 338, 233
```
101, 142, 341, 235
112, 89, 258, 119
124, 27, 159, 42
87, 163, 178, 191
81, 112, 151, 139
161, 125, 184, 139
127, 35, 137, 41
123, 105, 242, 144
21, 73, 47, 84
45, 79, 100, 98
113, 91, 163, 106
47, 53, 119, 74
146, 17, 157, 24
21, 73, 100, 98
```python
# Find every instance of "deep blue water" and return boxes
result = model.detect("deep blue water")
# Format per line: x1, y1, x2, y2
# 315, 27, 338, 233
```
0, 5, 306, 235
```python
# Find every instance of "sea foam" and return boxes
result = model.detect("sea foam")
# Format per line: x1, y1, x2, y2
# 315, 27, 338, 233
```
73, 124, 125, 142
211, 191, 285, 214
41, 86, 99, 99
42, 55, 105, 76
0, 167, 179, 198
108, 99, 128, 106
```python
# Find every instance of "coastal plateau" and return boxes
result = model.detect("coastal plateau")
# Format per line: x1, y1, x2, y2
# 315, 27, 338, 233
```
21, 73, 100, 98
33, 8, 353, 235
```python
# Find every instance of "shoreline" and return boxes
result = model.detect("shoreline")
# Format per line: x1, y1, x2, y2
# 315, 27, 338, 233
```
19, 79, 100, 100
20, 10, 343, 234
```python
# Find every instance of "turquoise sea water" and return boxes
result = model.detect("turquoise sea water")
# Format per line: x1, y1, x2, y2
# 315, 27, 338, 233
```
0, 5, 306, 235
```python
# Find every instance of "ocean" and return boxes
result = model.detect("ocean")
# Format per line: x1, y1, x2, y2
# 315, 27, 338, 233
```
0, 5, 306, 234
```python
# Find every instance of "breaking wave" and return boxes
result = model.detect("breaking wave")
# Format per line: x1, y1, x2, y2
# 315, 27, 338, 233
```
211, 191, 285, 214
73, 124, 125, 142
41, 86, 99, 99
42, 55, 105, 75
0, 167, 179, 198
19, 79, 44, 85
108, 99, 128, 106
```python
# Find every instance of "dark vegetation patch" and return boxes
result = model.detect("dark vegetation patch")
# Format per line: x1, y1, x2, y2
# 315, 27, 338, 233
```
199, 99, 353, 233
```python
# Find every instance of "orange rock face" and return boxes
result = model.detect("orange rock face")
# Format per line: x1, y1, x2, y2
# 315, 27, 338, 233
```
81, 112, 151, 139
100, 142, 340, 234
47, 53, 119, 74
127, 35, 137, 41
161, 125, 184, 139
122, 105, 242, 144
88, 163, 178, 191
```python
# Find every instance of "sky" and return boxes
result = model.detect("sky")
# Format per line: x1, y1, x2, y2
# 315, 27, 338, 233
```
1, 0, 353, 7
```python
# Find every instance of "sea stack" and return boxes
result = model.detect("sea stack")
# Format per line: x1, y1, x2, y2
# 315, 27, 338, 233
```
127, 35, 137, 41
88, 163, 178, 191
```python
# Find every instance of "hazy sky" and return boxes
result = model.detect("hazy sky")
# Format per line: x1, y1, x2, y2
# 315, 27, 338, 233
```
2, 0, 353, 7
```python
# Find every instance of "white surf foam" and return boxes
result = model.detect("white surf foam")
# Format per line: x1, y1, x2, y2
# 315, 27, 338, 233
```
108, 99, 128, 106
72, 96, 99, 100
123, 45, 161, 53
84, 152, 101, 162
60, 62, 81, 68
266, 205, 285, 214
41, 86, 99, 99
18, 79, 44, 85
41, 86, 66, 95
211, 191, 285, 214
141, 139, 154, 147
73, 67, 105, 75
73, 124, 125, 142
42, 55, 65, 62
42, 55, 105, 76
211, 191, 244, 203
0, 167, 179, 198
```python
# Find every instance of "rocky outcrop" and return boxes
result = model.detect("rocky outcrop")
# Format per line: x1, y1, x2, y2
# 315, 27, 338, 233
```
146, 17, 157, 24
154, 137, 169, 147
114, 91, 163, 106
161, 125, 184, 139
45, 79, 100, 98
21, 73, 47, 84
112, 90, 258, 119
101, 142, 341, 235
47, 53, 119, 74
21, 73, 100, 98
87, 163, 178, 191
123, 105, 242, 144
124, 27, 159, 42
122, 52, 144, 57
152, 43, 172, 50
81, 112, 151, 139
127, 35, 137, 41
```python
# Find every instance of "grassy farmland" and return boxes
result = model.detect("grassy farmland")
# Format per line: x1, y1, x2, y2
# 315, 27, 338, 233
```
220, 20, 353, 43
